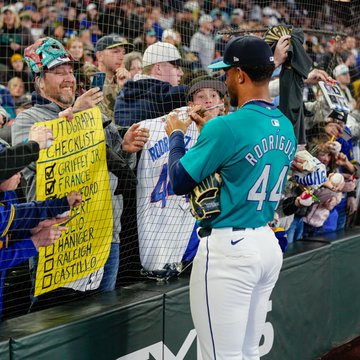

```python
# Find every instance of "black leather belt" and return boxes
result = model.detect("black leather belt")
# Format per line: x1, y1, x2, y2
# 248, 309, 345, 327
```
198, 227, 245, 238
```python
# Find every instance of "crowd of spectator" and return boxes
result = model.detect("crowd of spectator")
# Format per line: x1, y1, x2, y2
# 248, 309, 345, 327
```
1, 0, 360, 320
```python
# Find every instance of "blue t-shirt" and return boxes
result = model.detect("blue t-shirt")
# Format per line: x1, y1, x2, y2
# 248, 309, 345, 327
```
180, 103, 297, 228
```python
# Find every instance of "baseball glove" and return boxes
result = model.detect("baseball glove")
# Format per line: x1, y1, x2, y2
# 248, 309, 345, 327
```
189, 172, 222, 220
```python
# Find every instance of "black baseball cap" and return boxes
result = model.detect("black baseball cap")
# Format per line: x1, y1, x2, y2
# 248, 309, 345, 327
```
95, 35, 134, 53
208, 35, 274, 70
328, 110, 348, 123
187, 76, 227, 100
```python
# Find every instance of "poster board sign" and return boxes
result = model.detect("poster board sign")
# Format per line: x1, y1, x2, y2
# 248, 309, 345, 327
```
35, 107, 113, 296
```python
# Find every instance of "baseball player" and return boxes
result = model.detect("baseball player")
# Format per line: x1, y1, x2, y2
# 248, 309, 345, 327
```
136, 76, 227, 277
165, 36, 297, 359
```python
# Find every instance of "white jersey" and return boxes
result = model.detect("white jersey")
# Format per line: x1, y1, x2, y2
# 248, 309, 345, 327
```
137, 107, 198, 271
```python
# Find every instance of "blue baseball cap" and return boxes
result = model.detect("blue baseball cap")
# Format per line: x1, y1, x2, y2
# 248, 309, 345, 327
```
208, 35, 274, 70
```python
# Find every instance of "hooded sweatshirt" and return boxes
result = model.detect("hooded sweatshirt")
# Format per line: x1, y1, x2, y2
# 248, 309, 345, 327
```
114, 75, 187, 127
11, 93, 135, 243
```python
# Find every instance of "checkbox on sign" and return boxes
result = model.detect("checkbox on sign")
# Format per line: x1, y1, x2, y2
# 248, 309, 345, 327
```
45, 180, 56, 196
42, 274, 52, 289
45, 163, 56, 180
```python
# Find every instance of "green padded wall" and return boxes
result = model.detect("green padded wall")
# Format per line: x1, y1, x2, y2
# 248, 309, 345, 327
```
1, 230, 360, 360
331, 234, 360, 346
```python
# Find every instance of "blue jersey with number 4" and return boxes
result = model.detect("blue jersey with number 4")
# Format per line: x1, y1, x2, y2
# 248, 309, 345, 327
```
180, 103, 297, 229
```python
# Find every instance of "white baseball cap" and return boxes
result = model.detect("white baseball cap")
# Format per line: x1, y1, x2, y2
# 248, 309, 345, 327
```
162, 29, 178, 42
333, 64, 349, 77
199, 14, 213, 26
142, 42, 185, 67
231, 8, 244, 18
1, 5, 18, 14
86, 3, 97, 11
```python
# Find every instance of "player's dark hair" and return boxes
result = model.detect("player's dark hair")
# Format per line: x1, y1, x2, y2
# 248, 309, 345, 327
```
241, 64, 275, 83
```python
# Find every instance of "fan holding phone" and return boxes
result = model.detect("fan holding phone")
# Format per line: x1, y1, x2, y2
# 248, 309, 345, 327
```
91, 72, 106, 91
85, 35, 134, 121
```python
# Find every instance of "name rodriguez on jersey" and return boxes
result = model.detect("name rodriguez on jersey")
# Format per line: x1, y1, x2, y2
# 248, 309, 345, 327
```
245, 133, 296, 166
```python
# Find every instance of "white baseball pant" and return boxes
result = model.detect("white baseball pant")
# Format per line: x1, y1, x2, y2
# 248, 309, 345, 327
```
190, 226, 283, 360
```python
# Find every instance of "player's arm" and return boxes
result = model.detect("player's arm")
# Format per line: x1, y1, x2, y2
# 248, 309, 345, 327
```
164, 110, 197, 194
166, 112, 232, 194
168, 131, 198, 195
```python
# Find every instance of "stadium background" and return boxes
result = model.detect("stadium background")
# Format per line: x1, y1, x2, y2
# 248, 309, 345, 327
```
0, 0, 360, 359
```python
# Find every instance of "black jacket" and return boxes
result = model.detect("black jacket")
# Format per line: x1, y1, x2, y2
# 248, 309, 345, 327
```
279, 28, 312, 145
0, 141, 39, 181
114, 78, 187, 126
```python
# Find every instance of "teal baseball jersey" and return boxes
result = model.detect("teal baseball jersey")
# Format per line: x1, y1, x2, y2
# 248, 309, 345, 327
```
180, 103, 297, 228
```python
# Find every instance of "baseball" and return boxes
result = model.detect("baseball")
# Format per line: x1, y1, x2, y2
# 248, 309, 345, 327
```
328, 141, 342, 154
329, 173, 345, 186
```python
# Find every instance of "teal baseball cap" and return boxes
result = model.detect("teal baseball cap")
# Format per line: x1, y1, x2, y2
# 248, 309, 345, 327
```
208, 35, 274, 70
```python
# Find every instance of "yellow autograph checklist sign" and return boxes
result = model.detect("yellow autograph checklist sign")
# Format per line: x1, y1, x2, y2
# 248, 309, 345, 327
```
35, 107, 113, 296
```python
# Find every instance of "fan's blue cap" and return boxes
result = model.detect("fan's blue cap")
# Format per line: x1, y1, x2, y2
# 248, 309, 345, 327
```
208, 35, 275, 70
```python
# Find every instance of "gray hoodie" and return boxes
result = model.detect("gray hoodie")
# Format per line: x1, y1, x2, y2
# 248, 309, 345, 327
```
12, 101, 135, 291
12, 102, 134, 242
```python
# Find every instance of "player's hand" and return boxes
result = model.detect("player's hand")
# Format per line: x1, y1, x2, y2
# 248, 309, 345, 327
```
165, 109, 191, 137
305, 69, 336, 85
67, 191, 82, 208
73, 87, 104, 113
188, 105, 213, 132
273, 35, 291, 68
116, 67, 131, 88
31, 219, 67, 249
28, 125, 54, 150
122, 123, 150, 153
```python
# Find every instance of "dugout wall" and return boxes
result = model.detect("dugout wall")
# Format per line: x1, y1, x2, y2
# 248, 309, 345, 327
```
1, 228, 360, 360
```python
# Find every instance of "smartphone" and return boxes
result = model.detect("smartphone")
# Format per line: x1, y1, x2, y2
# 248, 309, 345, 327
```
91, 72, 106, 91
59, 211, 80, 226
